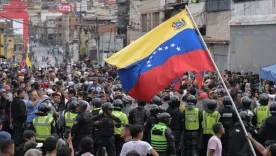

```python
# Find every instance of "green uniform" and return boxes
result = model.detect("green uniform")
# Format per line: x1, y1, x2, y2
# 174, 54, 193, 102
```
254, 105, 271, 128
185, 108, 200, 130
151, 122, 168, 152
33, 115, 54, 141
202, 111, 220, 135
112, 110, 128, 135
64, 112, 78, 128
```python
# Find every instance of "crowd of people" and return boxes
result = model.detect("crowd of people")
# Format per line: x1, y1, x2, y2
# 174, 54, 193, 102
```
0, 62, 276, 156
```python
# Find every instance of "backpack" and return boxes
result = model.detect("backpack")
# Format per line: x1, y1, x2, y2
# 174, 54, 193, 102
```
134, 108, 147, 125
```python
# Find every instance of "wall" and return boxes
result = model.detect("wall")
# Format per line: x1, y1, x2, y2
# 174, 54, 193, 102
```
231, 0, 276, 16
140, 0, 165, 13
206, 11, 231, 40
212, 44, 229, 71
230, 25, 276, 73
40, 11, 62, 22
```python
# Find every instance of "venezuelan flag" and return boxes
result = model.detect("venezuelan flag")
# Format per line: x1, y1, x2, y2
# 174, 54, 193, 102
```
105, 9, 215, 101
20, 53, 32, 71
196, 71, 205, 90
172, 77, 182, 89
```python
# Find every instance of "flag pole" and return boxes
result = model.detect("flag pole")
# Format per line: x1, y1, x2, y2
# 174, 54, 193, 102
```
185, 6, 257, 156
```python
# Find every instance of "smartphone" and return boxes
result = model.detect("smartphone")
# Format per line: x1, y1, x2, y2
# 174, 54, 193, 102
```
64, 127, 71, 139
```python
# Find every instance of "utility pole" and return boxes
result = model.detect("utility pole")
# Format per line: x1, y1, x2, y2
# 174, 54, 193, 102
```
96, 16, 100, 64
78, 3, 82, 61
116, 0, 130, 48
62, 8, 70, 64
108, 28, 112, 54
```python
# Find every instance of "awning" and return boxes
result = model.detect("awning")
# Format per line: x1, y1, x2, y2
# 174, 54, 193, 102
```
260, 64, 276, 81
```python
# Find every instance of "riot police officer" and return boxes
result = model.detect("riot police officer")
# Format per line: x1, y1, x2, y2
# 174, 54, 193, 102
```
92, 98, 102, 116
259, 102, 276, 146
227, 111, 258, 156
64, 100, 78, 129
144, 104, 160, 142
129, 100, 150, 125
149, 112, 176, 156
240, 96, 252, 112
218, 96, 238, 155
182, 95, 202, 156
112, 99, 128, 156
31, 102, 56, 142
122, 95, 132, 116
151, 95, 166, 113
253, 93, 270, 129
92, 103, 121, 156
71, 100, 93, 151
166, 95, 183, 155
201, 99, 221, 156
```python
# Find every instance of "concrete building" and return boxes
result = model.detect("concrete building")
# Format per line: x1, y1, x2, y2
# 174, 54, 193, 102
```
229, 0, 276, 73
56, 15, 78, 42
140, 0, 165, 33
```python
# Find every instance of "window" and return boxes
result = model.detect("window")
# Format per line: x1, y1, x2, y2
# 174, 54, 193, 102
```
141, 14, 147, 32
205, 0, 230, 12
152, 12, 160, 28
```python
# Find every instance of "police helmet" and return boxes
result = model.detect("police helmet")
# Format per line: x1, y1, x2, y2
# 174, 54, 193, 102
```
69, 97, 78, 103
239, 111, 251, 123
157, 112, 171, 125
93, 98, 102, 108
113, 84, 122, 92
122, 96, 132, 105
241, 96, 252, 108
207, 100, 217, 111
270, 102, 276, 114
77, 100, 88, 111
137, 100, 146, 107
223, 96, 231, 108
113, 99, 123, 110
38, 102, 51, 113
68, 100, 78, 113
269, 143, 276, 156
149, 104, 159, 116
186, 95, 197, 104
169, 96, 180, 107
186, 95, 197, 109
102, 102, 114, 112
151, 96, 162, 106
259, 93, 269, 105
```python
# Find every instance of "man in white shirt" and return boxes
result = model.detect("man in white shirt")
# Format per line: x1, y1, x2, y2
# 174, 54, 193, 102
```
207, 122, 225, 156
120, 125, 158, 156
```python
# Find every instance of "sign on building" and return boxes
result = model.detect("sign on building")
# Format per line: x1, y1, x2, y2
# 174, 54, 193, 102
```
58, 4, 73, 13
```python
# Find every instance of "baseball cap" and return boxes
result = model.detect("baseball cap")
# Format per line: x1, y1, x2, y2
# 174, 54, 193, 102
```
24, 141, 43, 151
47, 89, 55, 95
23, 130, 38, 139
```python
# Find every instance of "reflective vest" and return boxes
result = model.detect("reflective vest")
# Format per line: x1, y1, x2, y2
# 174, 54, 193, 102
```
64, 112, 78, 128
151, 122, 168, 152
254, 105, 271, 128
33, 116, 54, 141
202, 111, 220, 135
112, 110, 128, 135
185, 108, 199, 130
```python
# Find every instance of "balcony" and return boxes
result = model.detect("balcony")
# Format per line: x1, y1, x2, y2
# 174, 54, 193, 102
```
165, 0, 188, 8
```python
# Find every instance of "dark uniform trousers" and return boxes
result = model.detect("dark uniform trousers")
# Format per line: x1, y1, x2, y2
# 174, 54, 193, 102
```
97, 136, 115, 156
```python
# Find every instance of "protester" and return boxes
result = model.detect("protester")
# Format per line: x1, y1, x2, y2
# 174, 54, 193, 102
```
207, 122, 224, 156
24, 149, 43, 156
0, 139, 15, 156
0, 120, 11, 140
121, 124, 132, 142
120, 125, 158, 156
